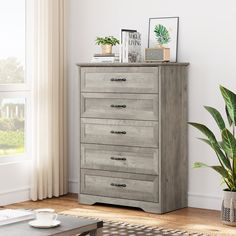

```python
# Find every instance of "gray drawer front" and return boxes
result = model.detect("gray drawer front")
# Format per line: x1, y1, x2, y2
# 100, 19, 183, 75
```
81, 144, 159, 175
81, 93, 158, 120
81, 169, 159, 202
81, 118, 159, 148
80, 67, 158, 93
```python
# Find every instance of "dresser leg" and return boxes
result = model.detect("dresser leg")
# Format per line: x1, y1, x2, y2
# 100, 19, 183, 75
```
79, 195, 97, 205
140, 205, 161, 214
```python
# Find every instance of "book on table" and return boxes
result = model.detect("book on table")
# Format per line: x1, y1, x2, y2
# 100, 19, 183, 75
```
0, 209, 35, 226
93, 53, 115, 57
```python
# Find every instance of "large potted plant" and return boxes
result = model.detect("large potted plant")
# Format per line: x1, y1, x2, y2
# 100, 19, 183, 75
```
95, 36, 119, 55
189, 85, 236, 226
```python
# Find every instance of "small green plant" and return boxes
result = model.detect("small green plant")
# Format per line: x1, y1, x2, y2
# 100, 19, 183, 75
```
154, 24, 171, 46
189, 86, 236, 191
95, 36, 119, 46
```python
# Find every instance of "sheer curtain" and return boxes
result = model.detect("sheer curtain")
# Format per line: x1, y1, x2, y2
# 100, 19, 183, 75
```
30, 0, 68, 200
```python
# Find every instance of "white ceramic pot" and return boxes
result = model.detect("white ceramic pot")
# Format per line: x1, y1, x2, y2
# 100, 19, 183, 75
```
221, 190, 236, 226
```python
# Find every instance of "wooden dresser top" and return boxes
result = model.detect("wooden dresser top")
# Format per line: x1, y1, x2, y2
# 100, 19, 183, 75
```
77, 62, 189, 67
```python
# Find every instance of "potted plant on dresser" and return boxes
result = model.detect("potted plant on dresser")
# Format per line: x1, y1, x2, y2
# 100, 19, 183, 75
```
95, 36, 119, 55
189, 85, 236, 226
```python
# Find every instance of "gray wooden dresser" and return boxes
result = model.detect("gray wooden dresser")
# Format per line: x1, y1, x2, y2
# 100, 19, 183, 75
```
77, 63, 189, 213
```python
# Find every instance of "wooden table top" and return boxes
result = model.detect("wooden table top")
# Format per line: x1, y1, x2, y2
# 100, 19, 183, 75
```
0, 214, 103, 236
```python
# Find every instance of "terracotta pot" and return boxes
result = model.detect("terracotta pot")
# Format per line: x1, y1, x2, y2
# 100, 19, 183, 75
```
101, 44, 112, 54
221, 190, 236, 226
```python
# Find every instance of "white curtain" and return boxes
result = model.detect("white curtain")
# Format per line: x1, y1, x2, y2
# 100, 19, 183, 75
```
30, 0, 68, 200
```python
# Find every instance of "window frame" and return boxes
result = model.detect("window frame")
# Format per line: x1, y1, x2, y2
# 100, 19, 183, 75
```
0, 0, 32, 163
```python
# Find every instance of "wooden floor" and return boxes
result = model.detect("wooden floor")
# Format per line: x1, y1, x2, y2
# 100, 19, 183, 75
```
4, 194, 236, 235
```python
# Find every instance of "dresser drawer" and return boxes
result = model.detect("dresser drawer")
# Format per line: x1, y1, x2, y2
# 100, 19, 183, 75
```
81, 144, 158, 175
81, 93, 158, 120
81, 169, 159, 202
81, 118, 159, 148
80, 67, 158, 93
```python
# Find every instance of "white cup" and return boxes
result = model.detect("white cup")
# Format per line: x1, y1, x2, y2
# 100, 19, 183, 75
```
35, 208, 57, 224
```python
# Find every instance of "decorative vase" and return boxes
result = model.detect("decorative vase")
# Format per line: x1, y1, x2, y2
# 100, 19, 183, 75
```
221, 190, 236, 226
101, 44, 112, 54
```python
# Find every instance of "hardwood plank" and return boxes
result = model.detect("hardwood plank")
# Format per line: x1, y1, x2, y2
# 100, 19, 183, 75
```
4, 194, 236, 235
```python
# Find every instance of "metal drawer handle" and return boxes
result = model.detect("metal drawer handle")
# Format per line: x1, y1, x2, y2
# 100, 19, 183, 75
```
110, 183, 126, 188
110, 104, 127, 108
110, 131, 126, 135
110, 157, 127, 161
110, 78, 126, 82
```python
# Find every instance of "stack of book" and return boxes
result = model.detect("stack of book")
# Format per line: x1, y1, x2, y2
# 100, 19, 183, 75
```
91, 53, 119, 63
120, 29, 141, 63
0, 209, 35, 226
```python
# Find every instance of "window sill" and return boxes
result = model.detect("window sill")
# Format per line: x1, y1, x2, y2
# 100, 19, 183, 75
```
0, 157, 31, 166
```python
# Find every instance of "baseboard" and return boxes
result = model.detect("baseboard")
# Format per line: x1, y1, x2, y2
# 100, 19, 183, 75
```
188, 192, 222, 210
69, 179, 78, 193
0, 187, 30, 206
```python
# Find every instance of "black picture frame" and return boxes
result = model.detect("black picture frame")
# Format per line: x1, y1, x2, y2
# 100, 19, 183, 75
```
148, 17, 179, 62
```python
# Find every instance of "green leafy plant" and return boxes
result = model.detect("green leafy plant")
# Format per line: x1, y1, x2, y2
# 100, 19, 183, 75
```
154, 24, 171, 46
95, 36, 119, 46
189, 86, 236, 191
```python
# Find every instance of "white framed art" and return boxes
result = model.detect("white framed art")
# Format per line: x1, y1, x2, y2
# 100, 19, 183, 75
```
148, 17, 179, 62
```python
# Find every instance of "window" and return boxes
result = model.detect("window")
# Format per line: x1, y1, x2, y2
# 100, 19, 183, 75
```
0, 97, 25, 156
0, 0, 30, 160
0, 0, 25, 84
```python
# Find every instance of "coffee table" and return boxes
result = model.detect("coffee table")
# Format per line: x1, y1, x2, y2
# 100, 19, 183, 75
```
0, 215, 103, 236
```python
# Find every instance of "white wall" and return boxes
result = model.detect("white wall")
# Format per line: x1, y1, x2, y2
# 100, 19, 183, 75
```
0, 161, 31, 205
67, 0, 236, 210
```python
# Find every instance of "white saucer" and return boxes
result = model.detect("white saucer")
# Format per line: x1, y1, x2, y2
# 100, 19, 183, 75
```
28, 220, 61, 228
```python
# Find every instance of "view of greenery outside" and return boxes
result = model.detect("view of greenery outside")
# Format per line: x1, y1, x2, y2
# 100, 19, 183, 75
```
0, 1, 26, 157
0, 58, 25, 156
0, 119, 24, 156
0, 103, 25, 156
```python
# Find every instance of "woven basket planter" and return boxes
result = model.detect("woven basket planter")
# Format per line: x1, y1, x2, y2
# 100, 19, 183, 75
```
221, 190, 236, 226
101, 44, 112, 54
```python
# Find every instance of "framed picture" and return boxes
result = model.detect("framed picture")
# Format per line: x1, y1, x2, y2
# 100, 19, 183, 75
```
148, 17, 179, 62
